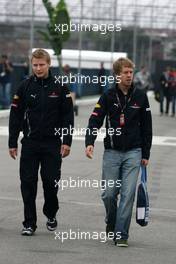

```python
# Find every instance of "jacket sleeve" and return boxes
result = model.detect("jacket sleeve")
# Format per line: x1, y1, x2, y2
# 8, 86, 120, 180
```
61, 85, 74, 146
8, 82, 26, 148
140, 93, 153, 159
85, 93, 107, 147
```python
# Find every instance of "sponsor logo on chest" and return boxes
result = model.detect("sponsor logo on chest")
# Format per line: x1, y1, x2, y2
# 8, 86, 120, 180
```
48, 91, 59, 98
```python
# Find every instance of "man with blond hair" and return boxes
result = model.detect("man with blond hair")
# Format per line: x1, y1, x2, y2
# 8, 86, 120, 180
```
9, 49, 74, 236
85, 57, 152, 247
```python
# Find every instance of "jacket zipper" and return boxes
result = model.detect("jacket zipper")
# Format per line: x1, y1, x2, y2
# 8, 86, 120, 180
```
107, 115, 114, 148
24, 109, 31, 137
40, 79, 45, 139
121, 95, 127, 151
26, 111, 31, 137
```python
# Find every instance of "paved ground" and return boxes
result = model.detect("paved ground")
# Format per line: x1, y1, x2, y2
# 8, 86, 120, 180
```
0, 96, 176, 264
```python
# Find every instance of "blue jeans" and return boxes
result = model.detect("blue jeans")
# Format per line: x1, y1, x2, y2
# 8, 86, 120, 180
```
101, 148, 142, 240
0, 82, 11, 108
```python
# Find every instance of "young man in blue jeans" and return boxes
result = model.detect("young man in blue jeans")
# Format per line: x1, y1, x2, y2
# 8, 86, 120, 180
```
85, 57, 152, 247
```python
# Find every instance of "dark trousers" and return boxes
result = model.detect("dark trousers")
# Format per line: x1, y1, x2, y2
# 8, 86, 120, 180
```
20, 138, 62, 229
159, 89, 164, 113
171, 95, 176, 115
160, 92, 171, 114
165, 94, 171, 114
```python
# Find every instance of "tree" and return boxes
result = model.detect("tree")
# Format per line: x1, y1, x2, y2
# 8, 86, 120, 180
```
39, 0, 70, 71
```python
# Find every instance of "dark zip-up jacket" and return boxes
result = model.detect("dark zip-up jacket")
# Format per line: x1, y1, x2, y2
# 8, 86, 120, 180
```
85, 84, 152, 159
9, 72, 74, 148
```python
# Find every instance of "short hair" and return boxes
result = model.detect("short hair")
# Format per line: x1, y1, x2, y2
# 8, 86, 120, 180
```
113, 57, 135, 75
63, 64, 70, 74
31, 49, 51, 64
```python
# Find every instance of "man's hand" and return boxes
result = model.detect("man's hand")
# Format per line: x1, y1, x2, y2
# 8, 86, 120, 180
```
60, 144, 70, 158
85, 145, 94, 159
9, 148, 18, 160
141, 159, 149, 166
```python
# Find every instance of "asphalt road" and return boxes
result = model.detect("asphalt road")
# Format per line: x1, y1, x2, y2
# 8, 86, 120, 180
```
0, 96, 176, 264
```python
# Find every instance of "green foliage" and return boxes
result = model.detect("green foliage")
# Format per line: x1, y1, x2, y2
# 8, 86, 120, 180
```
40, 0, 70, 68
43, 0, 54, 20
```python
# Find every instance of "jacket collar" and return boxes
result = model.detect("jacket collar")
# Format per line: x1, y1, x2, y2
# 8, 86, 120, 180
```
116, 83, 134, 97
33, 70, 52, 84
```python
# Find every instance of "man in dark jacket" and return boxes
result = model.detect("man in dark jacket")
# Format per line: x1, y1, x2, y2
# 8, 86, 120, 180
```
85, 57, 152, 247
159, 67, 171, 115
168, 68, 176, 117
9, 49, 74, 236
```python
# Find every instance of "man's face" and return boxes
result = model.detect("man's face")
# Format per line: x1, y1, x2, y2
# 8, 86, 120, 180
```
141, 67, 146, 74
119, 66, 134, 87
63, 65, 70, 74
32, 57, 50, 79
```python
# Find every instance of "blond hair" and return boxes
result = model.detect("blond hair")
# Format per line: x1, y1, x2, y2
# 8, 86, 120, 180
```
113, 57, 135, 75
31, 49, 51, 64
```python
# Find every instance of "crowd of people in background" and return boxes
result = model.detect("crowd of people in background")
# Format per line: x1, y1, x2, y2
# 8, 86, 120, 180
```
0, 54, 176, 119
128, 64, 176, 118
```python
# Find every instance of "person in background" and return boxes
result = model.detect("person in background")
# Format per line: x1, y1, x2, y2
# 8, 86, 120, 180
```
98, 62, 106, 94
169, 68, 176, 117
63, 64, 79, 116
134, 65, 152, 93
21, 61, 29, 80
0, 54, 13, 109
159, 67, 171, 116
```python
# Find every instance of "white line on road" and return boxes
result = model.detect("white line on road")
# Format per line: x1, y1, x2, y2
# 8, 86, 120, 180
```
73, 135, 176, 146
1, 195, 176, 216
1, 126, 176, 146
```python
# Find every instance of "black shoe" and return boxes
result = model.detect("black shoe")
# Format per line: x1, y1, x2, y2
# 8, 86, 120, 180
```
46, 218, 57, 231
21, 227, 35, 236
74, 105, 78, 116
106, 224, 114, 240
